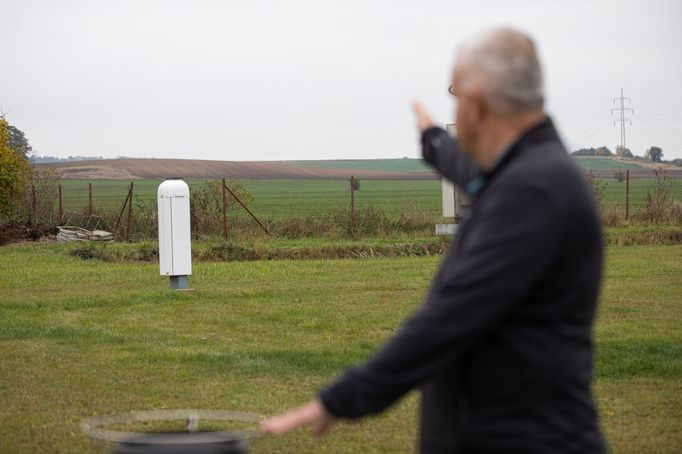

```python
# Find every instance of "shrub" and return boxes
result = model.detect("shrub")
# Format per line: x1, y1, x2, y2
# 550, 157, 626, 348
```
394, 207, 438, 233
585, 170, 606, 208
272, 209, 351, 239
190, 180, 254, 236
30, 168, 62, 233
0, 118, 32, 223
636, 169, 674, 223
601, 205, 625, 228
354, 206, 391, 237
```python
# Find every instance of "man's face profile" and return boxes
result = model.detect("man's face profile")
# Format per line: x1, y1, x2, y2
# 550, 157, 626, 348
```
450, 64, 479, 160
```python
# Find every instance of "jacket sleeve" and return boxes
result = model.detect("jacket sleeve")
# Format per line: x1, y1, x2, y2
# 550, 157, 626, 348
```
319, 186, 563, 418
421, 127, 481, 189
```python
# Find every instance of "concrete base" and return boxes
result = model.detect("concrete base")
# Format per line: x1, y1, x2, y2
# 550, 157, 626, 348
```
435, 224, 459, 236
170, 275, 189, 290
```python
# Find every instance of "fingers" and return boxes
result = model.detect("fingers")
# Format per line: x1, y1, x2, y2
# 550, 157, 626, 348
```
412, 101, 426, 117
260, 399, 334, 436
259, 401, 319, 435
260, 407, 311, 434
412, 101, 434, 131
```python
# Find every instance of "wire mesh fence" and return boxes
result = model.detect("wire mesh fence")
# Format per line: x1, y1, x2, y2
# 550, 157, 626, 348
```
588, 169, 682, 223
16, 168, 682, 241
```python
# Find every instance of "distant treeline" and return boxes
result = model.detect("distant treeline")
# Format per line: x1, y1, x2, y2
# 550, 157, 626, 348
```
570, 146, 682, 166
571, 147, 619, 157
30, 155, 127, 163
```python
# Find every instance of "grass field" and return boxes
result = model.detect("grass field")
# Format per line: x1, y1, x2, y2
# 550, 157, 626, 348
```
287, 158, 433, 173
599, 177, 682, 209
0, 244, 681, 452
573, 157, 646, 171
59, 179, 444, 219
294, 157, 650, 172
57, 176, 682, 222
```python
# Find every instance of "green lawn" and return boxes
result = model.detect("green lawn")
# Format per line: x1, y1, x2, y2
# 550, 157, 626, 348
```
0, 244, 680, 452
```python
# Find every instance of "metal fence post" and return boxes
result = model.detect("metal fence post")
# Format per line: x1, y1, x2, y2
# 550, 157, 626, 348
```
350, 175, 356, 236
125, 181, 134, 241
58, 184, 63, 221
88, 182, 93, 215
222, 178, 228, 239
224, 182, 270, 235
625, 170, 630, 222
31, 184, 37, 225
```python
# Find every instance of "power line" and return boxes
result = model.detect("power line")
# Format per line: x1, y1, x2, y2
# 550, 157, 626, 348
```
628, 126, 682, 150
636, 116, 682, 135
575, 112, 613, 142
584, 127, 617, 147
611, 88, 633, 152
636, 107, 682, 122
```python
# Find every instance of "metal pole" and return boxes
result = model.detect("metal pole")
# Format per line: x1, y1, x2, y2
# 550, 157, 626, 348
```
222, 178, 228, 239
126, 181, 134, 241
625, 170, 630, 221
350, 176, 356, 237
88, 182, 93, 215
58, 184, 63, 221
223, 182, 270, 235
113, 185, 132, 239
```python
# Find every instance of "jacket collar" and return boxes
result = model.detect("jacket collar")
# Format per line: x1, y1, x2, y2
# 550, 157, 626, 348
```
465, 116, 558, 196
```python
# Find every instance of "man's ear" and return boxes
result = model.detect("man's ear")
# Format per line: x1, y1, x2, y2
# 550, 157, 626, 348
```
467, 87, 487, 125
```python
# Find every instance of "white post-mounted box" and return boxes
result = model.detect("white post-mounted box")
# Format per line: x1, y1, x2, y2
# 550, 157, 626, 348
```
442, 180, 469, 221
158, 179, 192, 289
437, 124, 469, 235
442, 178, 455, 218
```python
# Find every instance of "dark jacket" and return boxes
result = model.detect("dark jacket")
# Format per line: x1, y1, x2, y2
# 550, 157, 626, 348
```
319, 118, 606, 453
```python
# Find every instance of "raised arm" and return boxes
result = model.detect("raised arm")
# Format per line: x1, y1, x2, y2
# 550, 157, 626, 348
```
413, 102, 480, 189
421, 127, 481, 188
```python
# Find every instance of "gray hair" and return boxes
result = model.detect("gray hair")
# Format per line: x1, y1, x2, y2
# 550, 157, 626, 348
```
457, 27, 544, 115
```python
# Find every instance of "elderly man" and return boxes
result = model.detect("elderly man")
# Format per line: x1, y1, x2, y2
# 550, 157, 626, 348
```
262, 27, 606, 453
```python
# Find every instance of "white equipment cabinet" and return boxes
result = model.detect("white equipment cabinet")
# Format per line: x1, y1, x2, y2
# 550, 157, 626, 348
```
437, 124, 469, 235
158, 179, 192, 289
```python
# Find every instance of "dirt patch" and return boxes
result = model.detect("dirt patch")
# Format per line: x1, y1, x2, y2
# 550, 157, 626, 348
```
56, 164, 135, 179
36, 159, 438, 180
610, 157, 679, 171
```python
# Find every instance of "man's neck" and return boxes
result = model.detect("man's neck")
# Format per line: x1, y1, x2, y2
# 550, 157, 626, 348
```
479, 111, 546, 170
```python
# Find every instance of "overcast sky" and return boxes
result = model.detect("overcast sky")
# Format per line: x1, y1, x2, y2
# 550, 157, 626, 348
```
2, 0, 682, 161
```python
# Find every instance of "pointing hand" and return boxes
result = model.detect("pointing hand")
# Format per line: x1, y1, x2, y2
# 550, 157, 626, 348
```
260, 399, 335, 437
